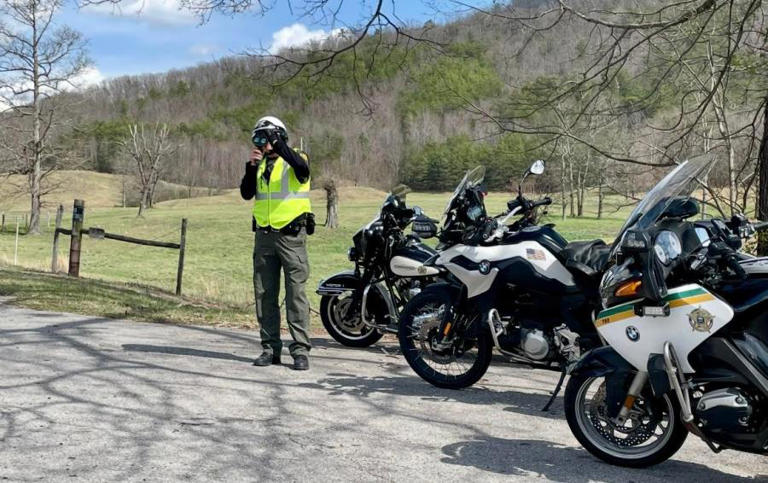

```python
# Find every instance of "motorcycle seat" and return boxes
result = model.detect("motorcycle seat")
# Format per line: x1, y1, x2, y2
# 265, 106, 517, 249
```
561, 240, 612, 279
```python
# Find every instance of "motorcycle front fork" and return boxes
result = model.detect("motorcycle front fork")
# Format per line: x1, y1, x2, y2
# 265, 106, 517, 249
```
433, 305, 457, 349
614, 343, 721, 453
614, 371, 648, 425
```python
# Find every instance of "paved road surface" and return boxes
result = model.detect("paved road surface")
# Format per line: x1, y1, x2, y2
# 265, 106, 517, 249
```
1, 300, 766, 481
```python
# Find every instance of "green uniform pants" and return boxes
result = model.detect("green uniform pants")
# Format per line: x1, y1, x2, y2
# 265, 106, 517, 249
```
253, 228, 312, 357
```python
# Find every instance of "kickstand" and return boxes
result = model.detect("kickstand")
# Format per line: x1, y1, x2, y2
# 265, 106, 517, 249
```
542, 369, 566, 412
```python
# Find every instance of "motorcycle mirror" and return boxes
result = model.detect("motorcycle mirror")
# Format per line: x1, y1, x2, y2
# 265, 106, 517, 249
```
530, 160, 545, 175
413, 206, 423, 217
519, 160, 545, 195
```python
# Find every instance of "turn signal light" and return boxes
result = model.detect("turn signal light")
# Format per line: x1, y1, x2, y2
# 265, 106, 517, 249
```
615, 280, 642, 297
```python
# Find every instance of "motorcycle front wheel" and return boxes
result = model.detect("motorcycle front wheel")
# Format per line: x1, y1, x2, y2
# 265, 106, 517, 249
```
564, 374, 688, 468
320, 293, 384, 347
398, 289, 492, 389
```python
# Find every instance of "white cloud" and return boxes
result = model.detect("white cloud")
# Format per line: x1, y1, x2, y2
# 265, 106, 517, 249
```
0, 67, 105, 110
269, 23, 343, 54
83, 0, 196, 26
68, 66, 106, 90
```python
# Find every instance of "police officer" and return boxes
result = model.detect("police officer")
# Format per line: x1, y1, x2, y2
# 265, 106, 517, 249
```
240, 116, 313, 371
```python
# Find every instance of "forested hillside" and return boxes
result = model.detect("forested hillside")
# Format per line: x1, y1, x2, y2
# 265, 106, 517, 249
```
5, 0, 766, 222
46, 4, 617, 192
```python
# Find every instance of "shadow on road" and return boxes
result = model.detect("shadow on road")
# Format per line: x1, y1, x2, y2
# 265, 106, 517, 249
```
441, 437, 760, 481
122, 344, 253, 363
299, 373, 563, 419
5, 312, 766, 480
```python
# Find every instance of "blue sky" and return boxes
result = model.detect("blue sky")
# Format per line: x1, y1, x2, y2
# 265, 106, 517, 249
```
56, 0, 468, 83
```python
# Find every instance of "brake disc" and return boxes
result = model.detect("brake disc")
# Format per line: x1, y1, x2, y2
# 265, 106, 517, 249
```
414, 307, 454, 363
587, 383, 659, 447
334, 296, 365, 332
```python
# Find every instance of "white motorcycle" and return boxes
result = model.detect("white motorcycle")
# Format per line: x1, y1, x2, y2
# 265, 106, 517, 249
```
399, 161, 610, 390
565, 157, 768, 467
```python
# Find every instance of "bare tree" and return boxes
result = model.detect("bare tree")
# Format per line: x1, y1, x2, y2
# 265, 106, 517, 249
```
0, 0, 90, 234
121, 123, 174, 216
323, 178, 339, 228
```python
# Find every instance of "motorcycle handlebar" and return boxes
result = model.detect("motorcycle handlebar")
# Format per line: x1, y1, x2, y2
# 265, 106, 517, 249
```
507, 196, 552, 213
726, 255, 748, 279
531, 197, 552, 208
752, 221, 768, 232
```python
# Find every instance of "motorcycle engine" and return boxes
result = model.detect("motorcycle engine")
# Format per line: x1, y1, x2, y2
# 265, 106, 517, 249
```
694, 387, 754, 433
553, 325, 581, 363
396, 279, 421, 301
521, 329, 551, 360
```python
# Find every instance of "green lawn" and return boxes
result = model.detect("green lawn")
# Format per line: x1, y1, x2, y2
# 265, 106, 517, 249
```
0, 266, 255, 327
0, 186, 631, 326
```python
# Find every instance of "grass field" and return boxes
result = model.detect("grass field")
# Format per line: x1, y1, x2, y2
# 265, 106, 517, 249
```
0, 173, 634, 327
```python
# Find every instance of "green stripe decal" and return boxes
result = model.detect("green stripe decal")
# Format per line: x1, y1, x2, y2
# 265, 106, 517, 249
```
597, 287, 707, 319
663, 288, 707, 302
598, 302, 635, 319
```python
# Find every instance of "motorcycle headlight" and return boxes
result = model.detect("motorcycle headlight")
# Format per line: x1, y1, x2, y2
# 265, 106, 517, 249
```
653, 230, 681, 266
467, 205, 483, 221
621, 230, 648, 250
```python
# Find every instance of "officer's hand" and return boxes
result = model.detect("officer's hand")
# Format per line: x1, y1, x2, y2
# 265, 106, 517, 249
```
249, 147, 263, 166
266, 129, 282, 147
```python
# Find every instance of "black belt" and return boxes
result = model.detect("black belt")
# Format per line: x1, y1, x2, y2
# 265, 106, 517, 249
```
256, 215, 307, 235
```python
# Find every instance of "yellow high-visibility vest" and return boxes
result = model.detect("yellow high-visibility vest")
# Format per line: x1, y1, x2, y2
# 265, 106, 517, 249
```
252, 153, 311, 229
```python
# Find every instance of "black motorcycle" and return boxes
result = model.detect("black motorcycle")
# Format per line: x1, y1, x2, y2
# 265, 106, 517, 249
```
398, 161, 611, 390
316, 186, 440, 347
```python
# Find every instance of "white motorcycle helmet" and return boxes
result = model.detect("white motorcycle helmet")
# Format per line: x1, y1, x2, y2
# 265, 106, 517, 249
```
251, 115, 288, 146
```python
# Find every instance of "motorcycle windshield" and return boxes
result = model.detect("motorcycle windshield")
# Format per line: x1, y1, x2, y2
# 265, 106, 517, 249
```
441, 166, 486, 227
611, 156, 714, 257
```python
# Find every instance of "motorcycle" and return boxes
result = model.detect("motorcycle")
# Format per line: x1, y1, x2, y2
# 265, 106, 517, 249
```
316, 185, 441, 347
398, 161, 611, 390
564, 156, 768, 467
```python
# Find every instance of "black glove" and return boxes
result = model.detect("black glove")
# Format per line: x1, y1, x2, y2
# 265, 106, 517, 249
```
266, 128, 283, 147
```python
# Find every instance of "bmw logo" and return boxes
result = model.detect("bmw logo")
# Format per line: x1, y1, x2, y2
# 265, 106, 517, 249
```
626, 326, 640, 342
479, 260, 491, 274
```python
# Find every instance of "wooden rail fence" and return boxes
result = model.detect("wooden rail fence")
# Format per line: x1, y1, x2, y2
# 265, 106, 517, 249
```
52, 200, 188, 295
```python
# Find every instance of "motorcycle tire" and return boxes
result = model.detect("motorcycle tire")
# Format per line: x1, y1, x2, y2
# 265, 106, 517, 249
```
320, 294, 384, 347
398, 288, 492, 389
564, 374, 688, 468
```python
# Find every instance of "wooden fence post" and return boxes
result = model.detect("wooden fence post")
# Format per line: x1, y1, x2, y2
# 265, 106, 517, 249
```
51, 205, 63, 273
175, 218, 187, 296
68, 200, 84, 277
1, 213, 4, 233
14, 218, 19, 265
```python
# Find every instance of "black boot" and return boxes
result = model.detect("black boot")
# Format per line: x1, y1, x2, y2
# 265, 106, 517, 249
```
253, 352, 281, 366
292, 355, 309, 371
